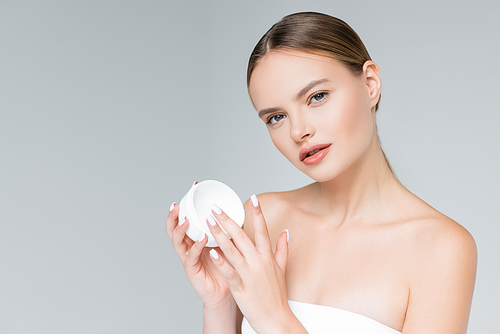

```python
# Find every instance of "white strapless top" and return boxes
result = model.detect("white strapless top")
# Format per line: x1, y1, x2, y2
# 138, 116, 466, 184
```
241, 300, 401, 333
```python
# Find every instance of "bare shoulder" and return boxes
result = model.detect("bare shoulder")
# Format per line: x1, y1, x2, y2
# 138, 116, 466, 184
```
383, 188, 476, 263
400, 209, 477, 332
404, 212, 477, 268
242, 184, 314, 243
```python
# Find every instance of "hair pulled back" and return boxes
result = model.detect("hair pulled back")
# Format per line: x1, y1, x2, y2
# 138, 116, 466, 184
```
247, 12, 380, 111
247, 12, 393, 172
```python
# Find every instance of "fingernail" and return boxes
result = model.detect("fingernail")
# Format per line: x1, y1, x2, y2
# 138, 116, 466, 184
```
169, 202, 175, 212
250, 194, 258, 207
285, 229, 289, 243
198, 233, 206, 242
209, 249, 219, 259
207, 214, 217, 226
192, 181, 198, 187
179, 216, 186, 226
211, 204, 222, 215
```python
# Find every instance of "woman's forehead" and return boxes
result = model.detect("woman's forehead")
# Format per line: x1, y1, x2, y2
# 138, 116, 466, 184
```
253, 50, 340, 75
248, 50, 352, 106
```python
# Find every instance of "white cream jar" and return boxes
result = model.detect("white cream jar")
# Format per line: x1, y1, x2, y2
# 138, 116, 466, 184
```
178, 180, 245, 247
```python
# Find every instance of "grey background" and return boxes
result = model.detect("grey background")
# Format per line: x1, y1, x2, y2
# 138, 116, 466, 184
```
0, 0, 498, 333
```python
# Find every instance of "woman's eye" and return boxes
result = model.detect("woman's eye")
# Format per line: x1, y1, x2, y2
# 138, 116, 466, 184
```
310, 92, 327, 103
268, 114, 286, 125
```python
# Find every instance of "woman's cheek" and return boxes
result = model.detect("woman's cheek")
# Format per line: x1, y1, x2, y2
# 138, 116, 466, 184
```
270, 131, 299, 165
270, 132, 287, 157
335, 95, 373, 151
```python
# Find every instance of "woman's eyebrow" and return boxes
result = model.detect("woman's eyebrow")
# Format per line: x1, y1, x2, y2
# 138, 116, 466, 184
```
295, 78, 329, 101
257, 78, 330, 118
258, 107, 280, 119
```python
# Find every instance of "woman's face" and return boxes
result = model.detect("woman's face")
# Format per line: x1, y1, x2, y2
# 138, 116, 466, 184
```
248, 50, 381, 182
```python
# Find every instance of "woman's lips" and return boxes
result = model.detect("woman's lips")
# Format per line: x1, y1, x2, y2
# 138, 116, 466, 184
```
299, 144, 332, 165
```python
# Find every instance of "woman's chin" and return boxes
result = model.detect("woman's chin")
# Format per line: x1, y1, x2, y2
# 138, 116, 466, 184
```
299, 169, 342, 183
295, 162, 352, 183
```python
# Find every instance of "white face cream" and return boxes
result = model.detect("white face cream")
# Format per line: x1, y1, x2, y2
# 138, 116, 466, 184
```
178, 180, 245, 247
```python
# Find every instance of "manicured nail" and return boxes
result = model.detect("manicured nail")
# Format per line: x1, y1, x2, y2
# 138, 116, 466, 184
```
179, 216, 186, 226
284, 229, 289, 243
198, 233, 206, 242
209, 249, 219, 259
192, 181, 198, 187
207, 214, 217, 226
250, 194, 258, 207
211, 204, 222, 215
169, 202, 175, 212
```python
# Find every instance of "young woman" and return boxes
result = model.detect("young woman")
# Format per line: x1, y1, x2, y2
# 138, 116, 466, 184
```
166, 12, 477, 334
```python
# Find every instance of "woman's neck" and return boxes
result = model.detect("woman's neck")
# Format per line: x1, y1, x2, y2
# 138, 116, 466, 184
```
311, 140, 405, 226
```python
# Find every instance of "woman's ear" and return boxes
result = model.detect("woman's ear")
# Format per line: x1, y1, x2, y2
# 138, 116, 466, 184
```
363, 61, 381, 110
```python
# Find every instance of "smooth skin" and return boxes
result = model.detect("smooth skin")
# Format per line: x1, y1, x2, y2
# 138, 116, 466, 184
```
167, 50, 477, 333
166, 209, 240, 333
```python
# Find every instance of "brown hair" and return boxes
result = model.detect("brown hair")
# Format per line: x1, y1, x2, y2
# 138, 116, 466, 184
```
247, 12, 394, 173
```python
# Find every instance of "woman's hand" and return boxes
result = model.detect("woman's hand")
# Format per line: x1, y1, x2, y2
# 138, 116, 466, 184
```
206, 195, 307, 334
165, 202, 234, 309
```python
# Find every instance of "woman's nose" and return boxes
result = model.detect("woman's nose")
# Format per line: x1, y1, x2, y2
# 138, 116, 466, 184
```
289, 116, 315, 143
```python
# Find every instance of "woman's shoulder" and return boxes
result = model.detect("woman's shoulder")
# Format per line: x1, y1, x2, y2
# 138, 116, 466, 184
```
397, 198, 476, 257
394, 201, 477, 287
392, 202, 477, 330
252, 184, 316, 218
242, 184, 314, 242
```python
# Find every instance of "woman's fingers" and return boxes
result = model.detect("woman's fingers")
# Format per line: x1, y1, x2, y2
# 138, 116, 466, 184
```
209, 248, 242, 287
168, 202, 195, 260
210, 204, 256, 258
249, 195, 273, 256
206, 213, 247, 270
171, 216, 191, 261
166, 202, 179, 238
183, 233, 208, 271
274, 229, 289, 271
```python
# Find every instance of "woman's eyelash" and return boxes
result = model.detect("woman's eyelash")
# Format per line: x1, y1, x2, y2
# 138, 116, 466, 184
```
310, 92, 328, 103
267, 114, 286, 125
265, 92, 327, 125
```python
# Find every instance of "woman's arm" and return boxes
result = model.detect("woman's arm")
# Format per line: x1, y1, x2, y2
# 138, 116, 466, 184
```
402, 220, 477, 333
203, 296, 240, 334
166, 204, 239, 334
